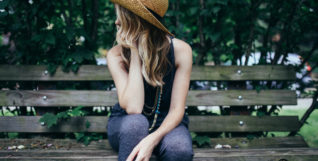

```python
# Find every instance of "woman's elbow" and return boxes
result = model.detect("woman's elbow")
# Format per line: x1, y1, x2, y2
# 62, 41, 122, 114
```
120, 102, 143, 114
126, 108, 143, 115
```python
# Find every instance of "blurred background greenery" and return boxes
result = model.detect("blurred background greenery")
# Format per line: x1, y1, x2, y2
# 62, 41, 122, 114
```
1, 0, 317, 70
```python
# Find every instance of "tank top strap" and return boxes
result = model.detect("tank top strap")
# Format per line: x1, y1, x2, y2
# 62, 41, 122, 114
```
168, 36, 175, 68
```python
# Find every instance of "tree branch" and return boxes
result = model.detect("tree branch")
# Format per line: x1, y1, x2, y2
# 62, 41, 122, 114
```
289, 89, 318, 136
195, 0, 206, 65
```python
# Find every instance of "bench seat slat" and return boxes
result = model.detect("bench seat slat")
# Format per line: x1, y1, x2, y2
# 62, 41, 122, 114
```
0, 116, 300, 133
1, 148, 318, 161
0, 65, 296, 81
0, 136, 308, 150
0, 90, 297, 106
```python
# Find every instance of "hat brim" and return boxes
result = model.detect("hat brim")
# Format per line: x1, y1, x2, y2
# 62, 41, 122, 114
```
110, 0, 174, 37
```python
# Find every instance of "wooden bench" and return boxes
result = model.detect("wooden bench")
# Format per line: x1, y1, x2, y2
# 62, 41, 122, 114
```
1, 64, 318, 160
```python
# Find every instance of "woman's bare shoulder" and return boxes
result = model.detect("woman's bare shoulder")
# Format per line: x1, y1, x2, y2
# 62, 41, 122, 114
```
107, 45, 122, 60
106, 45, 127, 72
171, 38, 192, 67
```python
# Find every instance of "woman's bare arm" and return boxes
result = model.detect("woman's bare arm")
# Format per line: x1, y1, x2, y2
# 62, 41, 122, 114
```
150, 38, 192, 144
126, 38, 192, 161
107, 45, 144, 114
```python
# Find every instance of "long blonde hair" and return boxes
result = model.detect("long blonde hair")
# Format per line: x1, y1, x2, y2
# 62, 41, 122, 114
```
115, 4, 171, 87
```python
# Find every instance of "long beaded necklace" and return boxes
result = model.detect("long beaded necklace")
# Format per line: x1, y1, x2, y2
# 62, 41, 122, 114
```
142, 85, 163, 132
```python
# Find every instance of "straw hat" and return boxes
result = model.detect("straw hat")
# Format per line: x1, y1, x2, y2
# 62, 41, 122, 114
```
110, 0, 174, 36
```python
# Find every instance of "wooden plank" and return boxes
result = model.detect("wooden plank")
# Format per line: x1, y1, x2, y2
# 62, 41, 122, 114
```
1, 148, 318, 161
187, 89, 297, 106
208, 136, 308, 149
189, 115, 301, 132
191, 65, 296, 81
0, 90, 297, 106
0, 90, 118, 107
0, 65, 112, 81
0, 65, 296, 81
0, 116, 301, 133
193, 147, 318, 161
0, 136, 308, 150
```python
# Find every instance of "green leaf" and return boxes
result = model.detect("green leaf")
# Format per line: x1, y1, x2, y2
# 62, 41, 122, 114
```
255, 85, 261, 93
74, 132, 85, 141
47, 64, 58, 75
83, 136, 91, 146
256, 111, 265, 117
189, 7, 199, 15
194, 136, 211, 146
39, 113, 58, 128
45, 33, 56, 45
68, 106, 85, 116
0, 11, 8, 17
0, 0, 9, 9
85, 120, 91, 129
190, 132, 197, 139
71, 64, 80, 73
212, 6, 221, 14
246, 134, 255, 140
220, 54, 228, 62
56, 111, 69, 119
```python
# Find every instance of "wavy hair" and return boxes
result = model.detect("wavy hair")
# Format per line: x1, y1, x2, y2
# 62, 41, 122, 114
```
114, 4, 171, 87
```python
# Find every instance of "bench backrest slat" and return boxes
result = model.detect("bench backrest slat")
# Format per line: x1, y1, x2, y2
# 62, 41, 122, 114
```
0, 90, 297, 106
0, 65, 296, 81
0, 116, 301, 133
0, 65, 300, 134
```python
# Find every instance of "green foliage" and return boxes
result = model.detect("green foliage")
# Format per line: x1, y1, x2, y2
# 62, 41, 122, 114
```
191, 132, 211, 147
39, 113, 58, 128
1, 0, 317, 67
74, 132, 102, 146
0, 0, 115, 73
39, 106, 86, 128
246, 134, 257, 140
256, 111, 265, 117
39, 106, 104, 146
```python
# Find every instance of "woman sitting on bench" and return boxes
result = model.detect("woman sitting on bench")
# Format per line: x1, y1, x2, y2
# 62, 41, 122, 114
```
106, 0, 194, 160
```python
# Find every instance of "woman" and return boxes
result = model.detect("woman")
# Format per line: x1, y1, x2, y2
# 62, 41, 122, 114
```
106, 0, 193, 160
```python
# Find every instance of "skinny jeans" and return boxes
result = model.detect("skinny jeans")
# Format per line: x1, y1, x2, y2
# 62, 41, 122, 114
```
107, 103, 194, 161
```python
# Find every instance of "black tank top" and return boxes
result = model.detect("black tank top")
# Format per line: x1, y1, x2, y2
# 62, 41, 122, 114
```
110, 37, 189, 128
143, 37, 175, 113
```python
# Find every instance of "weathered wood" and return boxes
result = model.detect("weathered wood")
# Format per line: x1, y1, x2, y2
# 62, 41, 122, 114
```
209, 136, 308, 148
0, 116, 301, 133
0, 90, 297, 106
187, 89, 297, 106
0, 65, 112, 81
0, 65, 296, 81
0, 148, 318, 161
193, 147, 318, 161
0, 136, 308, 150
188, 115, 301, 132
191, 65, 296, 81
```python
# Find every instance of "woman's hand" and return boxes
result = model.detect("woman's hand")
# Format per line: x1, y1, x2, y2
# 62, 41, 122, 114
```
127, 40, 138, 53
126, 133, 160, 161
129, 40, 142, 68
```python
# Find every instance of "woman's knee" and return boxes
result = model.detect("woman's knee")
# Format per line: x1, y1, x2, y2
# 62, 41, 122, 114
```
119, 114, 149, 135
164, 145, 193, 161
158, 125, 194, 160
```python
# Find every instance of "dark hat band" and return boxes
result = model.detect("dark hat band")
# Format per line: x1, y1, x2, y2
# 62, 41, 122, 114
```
146, 7, 164, 24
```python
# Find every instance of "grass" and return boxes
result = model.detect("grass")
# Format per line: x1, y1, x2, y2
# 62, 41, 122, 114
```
205, 105, 318, 148
268, 108, 318, 148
